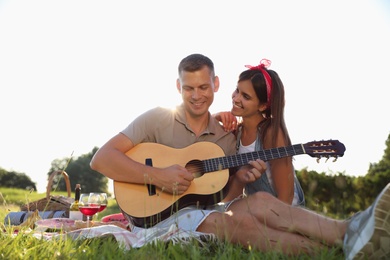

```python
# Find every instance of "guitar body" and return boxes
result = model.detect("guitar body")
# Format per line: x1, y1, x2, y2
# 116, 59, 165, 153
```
114, 142, 229, 227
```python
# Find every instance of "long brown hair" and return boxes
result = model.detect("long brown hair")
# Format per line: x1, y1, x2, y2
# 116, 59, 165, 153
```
237, 69, 291, 148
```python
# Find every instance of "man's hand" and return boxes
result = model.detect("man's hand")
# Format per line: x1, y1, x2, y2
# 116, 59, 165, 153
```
153, 165, 194, 194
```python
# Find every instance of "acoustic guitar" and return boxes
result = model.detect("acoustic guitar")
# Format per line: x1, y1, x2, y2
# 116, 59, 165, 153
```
114, 140, 345, 227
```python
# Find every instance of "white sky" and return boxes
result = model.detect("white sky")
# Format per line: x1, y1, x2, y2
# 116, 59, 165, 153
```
1, 0, 389, 193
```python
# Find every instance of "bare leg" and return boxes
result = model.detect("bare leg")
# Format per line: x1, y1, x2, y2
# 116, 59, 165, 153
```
198, 191, 346, 254
198, 209, 328, 255
229, 192, 347, 245
222, 174, 245, 202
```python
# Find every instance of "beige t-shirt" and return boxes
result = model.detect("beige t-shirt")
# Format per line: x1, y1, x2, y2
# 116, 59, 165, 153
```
121, 104, 236, 156
120, 104, 237, 229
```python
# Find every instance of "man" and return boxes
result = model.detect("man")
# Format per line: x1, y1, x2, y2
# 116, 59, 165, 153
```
91, 54, 390, 259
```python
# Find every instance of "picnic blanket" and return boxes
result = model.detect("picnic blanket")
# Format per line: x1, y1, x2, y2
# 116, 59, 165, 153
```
7, 218, 217, 250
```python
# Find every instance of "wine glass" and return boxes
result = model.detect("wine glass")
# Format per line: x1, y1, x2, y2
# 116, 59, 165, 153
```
79, 193, 101, 227
90, 192, 108, 219
98, 193, 108, 213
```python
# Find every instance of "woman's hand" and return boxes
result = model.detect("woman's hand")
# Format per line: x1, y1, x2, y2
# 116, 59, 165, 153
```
213, 111, 238, 132
235, 159, 267, 184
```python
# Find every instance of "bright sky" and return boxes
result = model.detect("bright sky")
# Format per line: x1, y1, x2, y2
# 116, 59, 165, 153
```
1, 0, 389, 193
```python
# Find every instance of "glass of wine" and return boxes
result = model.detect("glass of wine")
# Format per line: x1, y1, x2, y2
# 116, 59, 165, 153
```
98, 193, 108, 213
90, 192, 108, 219
79, 193, 101, 228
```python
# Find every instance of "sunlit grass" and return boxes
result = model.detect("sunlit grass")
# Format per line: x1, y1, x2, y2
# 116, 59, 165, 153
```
0, 230, 344, 260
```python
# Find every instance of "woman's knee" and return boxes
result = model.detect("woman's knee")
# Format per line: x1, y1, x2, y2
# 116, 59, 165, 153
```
249, 191, 276, 203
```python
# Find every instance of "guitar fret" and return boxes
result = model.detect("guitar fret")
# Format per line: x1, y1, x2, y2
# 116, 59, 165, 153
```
222, 157, 227, 168
280, 147, 287, 157
204, 158, 209, 172
249, 152, 256, 161
221, 157, 226, 169
210, 158, 216, 172
265, 149, 273, 160
228, 157, 233, 168
204, 159, 209, 172
240, 153, 247, 165
272, 148, 277, 158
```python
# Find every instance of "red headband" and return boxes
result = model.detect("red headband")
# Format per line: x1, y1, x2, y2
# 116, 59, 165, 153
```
245, 59, 272, 107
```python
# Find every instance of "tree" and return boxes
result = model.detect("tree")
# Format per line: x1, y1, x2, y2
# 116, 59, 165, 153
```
0, 167, 37, 190
47, 147, 109, 194
363, 132, 390, 204
368, 133, 390, 174
295, 133, 390, 216
297, 169, 353, 218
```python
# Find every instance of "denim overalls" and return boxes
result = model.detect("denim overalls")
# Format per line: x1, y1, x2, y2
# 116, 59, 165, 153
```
236, 126, 305, 206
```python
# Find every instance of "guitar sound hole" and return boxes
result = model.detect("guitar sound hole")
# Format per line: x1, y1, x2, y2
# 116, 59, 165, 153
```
186, 160, 204, 178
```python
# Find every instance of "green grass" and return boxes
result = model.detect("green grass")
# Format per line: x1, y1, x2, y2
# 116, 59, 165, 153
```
0, 187, 345, 259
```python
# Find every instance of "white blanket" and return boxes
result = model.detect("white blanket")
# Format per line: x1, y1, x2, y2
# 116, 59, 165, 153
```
32, 224, 216, 250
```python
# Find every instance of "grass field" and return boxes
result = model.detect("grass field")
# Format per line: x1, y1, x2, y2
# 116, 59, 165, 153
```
0, 187, 345, 259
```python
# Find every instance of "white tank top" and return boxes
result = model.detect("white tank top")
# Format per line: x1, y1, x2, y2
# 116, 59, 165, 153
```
238, 140, 274, 192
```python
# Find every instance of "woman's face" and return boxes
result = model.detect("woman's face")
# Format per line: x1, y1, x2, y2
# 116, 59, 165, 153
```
231, 79, 263, 118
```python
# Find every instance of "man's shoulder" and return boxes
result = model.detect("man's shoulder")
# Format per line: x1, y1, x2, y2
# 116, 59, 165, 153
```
140, 106, 176, 118
146, 106, 173, 112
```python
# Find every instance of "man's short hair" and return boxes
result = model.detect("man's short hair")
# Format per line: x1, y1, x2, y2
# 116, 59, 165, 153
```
178, 53, 215, 77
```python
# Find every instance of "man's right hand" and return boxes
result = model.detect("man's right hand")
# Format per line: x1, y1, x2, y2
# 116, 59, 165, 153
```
153, 165, 194, 194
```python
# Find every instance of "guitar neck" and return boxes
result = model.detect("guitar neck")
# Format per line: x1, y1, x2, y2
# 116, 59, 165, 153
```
203, 143, 305, 173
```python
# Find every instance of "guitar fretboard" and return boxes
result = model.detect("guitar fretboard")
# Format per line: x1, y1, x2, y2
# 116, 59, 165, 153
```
203, 144, 305, 173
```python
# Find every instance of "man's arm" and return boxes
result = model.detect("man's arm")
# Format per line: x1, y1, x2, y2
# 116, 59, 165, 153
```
90, 133, 194, 194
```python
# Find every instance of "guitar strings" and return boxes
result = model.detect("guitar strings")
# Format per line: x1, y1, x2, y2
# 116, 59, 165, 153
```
184, 143, 339, 175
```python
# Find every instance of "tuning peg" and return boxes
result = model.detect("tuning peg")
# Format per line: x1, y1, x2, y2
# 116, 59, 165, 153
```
333, 156, 338, 162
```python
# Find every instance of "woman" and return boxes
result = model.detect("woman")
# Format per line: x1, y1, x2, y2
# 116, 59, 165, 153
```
216, 59, 305, 206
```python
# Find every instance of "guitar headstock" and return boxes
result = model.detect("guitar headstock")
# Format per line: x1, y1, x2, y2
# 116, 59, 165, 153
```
303, 140, 346, 162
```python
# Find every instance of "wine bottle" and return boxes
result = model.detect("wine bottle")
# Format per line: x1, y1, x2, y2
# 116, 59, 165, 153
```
69, 184, 83, 220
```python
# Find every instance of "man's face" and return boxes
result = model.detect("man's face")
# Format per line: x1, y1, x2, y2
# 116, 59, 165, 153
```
176, 66, 219, 118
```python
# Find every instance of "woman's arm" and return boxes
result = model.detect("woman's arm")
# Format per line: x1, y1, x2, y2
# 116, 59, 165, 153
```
212, 111, 238, 132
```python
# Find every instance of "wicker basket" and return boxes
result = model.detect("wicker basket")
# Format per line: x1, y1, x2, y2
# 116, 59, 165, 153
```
20, 170, 74, 216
